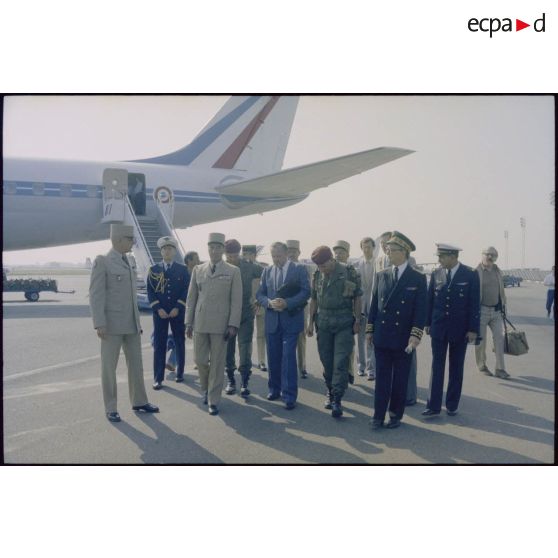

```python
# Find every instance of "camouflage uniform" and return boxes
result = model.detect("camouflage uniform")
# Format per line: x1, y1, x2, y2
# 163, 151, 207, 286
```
312, 262, 362, 405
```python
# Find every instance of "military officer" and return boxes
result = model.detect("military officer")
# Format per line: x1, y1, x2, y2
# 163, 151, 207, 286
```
286, 239, 313, 379
186, 233, 242, 416
422, 244, 480, 418
307, 246, 362, 418
366, 231, 427, 429
89, 224, 159, 422
224, 239, 264, 397
243, 244, 268, 371
332, 240, 357, 384
147, 236, 190, 388
374, 232, 392, 273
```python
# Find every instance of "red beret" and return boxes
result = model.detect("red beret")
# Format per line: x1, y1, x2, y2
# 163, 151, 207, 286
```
311, 245, 333, 265
224, 239, 241, 254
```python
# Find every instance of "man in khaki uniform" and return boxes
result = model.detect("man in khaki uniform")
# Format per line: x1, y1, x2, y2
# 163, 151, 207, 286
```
286, 239, 312, 379
243, 244, 268, 371
89, 224, 159, 422
186, 233, 242, 415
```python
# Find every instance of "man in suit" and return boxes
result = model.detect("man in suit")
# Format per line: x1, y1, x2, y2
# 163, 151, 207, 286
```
422, 244, 480, 418
224, 239, 263, 397
286, 239, 313, 379
89, 224, 159, 422
356, 237, 377, 381
307, 246, 362, 418
186, 233, 242, 416
147, 236, 190, 389
366, 231, 427, 429
256, 241, 310, 410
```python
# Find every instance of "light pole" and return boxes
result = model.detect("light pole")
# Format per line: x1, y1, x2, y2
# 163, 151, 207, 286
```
504, 230, 509, 270
520, 217, 526, 269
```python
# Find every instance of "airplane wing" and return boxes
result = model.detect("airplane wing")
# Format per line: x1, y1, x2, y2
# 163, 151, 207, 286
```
216, 146, 414, 208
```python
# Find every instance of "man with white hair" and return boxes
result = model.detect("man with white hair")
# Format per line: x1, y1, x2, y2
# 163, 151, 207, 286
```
475, 246, 510, 379
89, 224, 159, 422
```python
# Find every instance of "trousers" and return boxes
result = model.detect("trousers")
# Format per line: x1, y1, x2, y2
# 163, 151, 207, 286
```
357, 315, 376, 375
101, 333, 148, 413
317, 324, 354, 399
475, 306, 506, 371
226, 316, 255, 381
152, 313, 185, 382
194, 332, 228, 406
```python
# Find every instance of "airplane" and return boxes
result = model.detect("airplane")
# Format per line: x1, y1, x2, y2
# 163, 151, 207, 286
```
3, 95, 414, 261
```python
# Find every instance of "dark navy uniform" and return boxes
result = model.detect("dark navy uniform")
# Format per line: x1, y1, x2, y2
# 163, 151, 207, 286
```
425, 264, 480, 413
367, 265, 427, 423
147, 261, 190, 383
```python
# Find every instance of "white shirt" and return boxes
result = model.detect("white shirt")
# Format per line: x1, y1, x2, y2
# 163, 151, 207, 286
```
273, 260, 291, 290
543, 273, 555, 287
446, 262, 460, 285
392, 260, 408, 281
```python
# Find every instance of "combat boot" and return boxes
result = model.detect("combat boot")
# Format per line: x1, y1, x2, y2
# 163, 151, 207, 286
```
240, 374, 250, 398
225, 369, 236, 395
331, 397, 343, 418
324, 389, 334, 410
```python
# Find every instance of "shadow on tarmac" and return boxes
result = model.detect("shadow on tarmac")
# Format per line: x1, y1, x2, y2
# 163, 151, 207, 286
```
506, 314, 555, 327
2, 304, 92, 319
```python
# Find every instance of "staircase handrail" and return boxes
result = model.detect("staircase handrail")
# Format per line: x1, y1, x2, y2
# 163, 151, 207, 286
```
156, 204, 187, 262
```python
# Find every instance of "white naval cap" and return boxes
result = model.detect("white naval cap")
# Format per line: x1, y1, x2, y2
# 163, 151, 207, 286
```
436, 243, 462, 255
157, 236, 177, 249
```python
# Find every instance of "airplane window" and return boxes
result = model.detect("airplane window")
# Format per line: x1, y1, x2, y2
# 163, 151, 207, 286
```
4, 182, 17, 195
60, 184, 72, 197
32, 183, 45, 196
87, 185, 98, 198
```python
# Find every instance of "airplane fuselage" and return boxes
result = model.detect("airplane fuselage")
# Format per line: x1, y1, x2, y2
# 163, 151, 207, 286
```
3, 157, 307, 250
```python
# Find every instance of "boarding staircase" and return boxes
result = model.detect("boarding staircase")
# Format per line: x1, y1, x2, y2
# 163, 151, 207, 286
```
100, 168, 186, 283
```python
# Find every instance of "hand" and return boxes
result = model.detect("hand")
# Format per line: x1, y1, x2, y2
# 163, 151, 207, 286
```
226, 326, 238, 339
366, 333, 373, 346
96, 327, 107, 340
408, 336, 421, 350
353, 321, 361, 335
424, 326, 430, 336
306, 325, 314, 337
158, 308, 169, 319
186, 325, 193, 339
168, 308, 179, 318
466, 331, 477, 343
270, 298, 287, 311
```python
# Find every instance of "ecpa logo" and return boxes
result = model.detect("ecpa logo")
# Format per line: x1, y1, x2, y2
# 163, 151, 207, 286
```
468, 12, 546, 37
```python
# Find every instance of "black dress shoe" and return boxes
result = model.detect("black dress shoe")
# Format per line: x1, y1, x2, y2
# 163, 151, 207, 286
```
132, 403, 159, 413
225, 382, 236, 395
446, 409, 458, 416
152, 381, 163, 390
208, 405, 219, 416
357, 370, 365, 377
386, 418, 401, 429
421, 409, 440, 417
106, 412, 121, 422
369, 419, 383, 430
267, 393, 280, 401
331, 401, 343, 418
240, 386, 250, 398
300, 369, 308, 379
405, 399, 417, 406
284, 402, 296, 410
175, 376, 184, 383
259, 363, 268, 372
348, 374, 354, 385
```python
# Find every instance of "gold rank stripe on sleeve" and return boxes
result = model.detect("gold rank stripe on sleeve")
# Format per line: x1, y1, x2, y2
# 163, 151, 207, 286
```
149, 300, 159, 308
411, 327, 423, 340
178, 299, 187, 307
365, 323, 374, 334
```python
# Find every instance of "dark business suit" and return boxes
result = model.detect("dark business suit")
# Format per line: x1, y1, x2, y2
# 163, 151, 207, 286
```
256, 262, 310, 404
147, 261, 190, 382
426, 264, 480, 412
368, 265, 427, 422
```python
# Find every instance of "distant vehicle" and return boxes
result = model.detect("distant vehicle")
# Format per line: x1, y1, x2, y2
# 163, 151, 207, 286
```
3, 275, 75, 301
503, 275, 522, 287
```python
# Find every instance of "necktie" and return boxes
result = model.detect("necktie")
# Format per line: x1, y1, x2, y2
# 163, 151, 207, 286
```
277, 266, 284, 290
394, 266, 399, 283
122, 255, 128, 266
211, 264, 216, 274
447, 269, 452, 286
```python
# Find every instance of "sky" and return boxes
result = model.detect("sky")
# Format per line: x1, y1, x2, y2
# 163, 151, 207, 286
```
3, 95, 555, 269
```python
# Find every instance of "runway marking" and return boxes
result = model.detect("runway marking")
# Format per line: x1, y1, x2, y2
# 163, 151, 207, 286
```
4, 343, 152, 381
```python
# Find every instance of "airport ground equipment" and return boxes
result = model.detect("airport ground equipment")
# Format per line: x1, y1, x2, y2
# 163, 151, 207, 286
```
2, 276, 75, 301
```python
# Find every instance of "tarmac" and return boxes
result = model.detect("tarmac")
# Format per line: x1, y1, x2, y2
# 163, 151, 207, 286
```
2, 275, 555, 464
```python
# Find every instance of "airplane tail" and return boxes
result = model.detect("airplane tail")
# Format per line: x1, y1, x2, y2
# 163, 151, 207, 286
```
134, 96, 299, 175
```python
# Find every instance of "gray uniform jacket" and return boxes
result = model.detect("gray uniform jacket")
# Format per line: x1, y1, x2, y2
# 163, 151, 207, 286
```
186, 260, 242, 333
89, 248, 141, 335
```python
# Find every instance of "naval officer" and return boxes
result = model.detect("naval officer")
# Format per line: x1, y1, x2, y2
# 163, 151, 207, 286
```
147, 236, 190, 389
422, 243, 480, 417
366, 231, 427, 429
186, 233, 242, 416
89, 224, 159, 422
